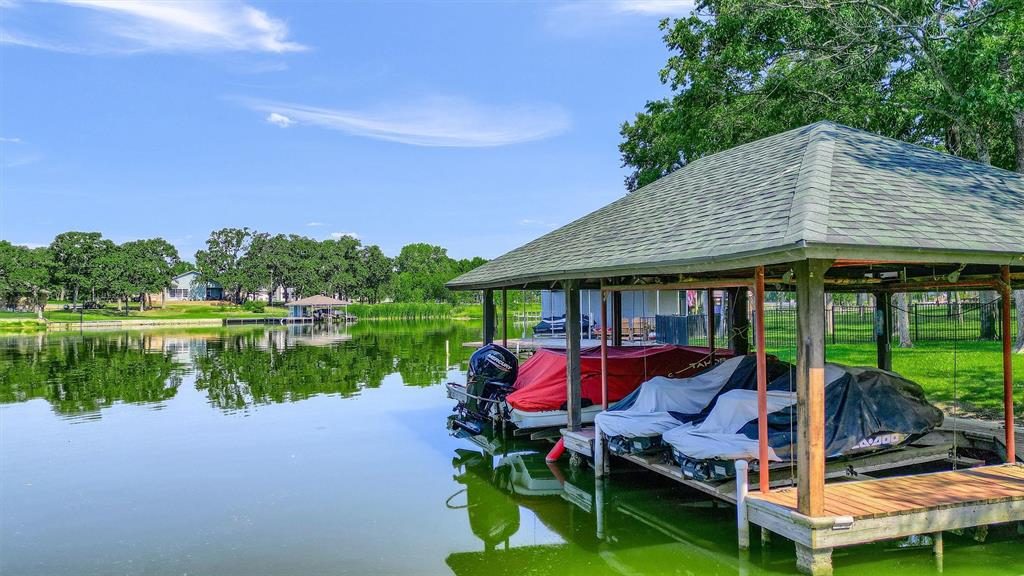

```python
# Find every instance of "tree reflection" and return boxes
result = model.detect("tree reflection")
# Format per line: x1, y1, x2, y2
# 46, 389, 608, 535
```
191, 321, 479, 410
0, 321, 481, 415
0, 332, 184, 415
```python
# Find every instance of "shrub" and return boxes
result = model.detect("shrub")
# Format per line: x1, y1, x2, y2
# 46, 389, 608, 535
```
242, 300, 266, 313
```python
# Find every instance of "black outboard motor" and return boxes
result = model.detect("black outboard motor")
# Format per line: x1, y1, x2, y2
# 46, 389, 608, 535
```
449, 344, 518, 436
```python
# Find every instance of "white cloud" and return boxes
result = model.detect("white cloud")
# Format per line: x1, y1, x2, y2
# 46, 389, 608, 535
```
519, 218, 559, 229
238, 95, 570, 147
15, 242, 47, 249
265, 112, 295, 128
0, 137, 22, 143
545, 1, 696, 35
607, 1, 695, 15
1, 0, 306, 54
306, 221, 325, 227
330, 232, 359, 240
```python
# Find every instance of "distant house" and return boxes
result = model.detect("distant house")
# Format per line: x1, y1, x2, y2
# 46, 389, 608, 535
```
165, 271, 223, 301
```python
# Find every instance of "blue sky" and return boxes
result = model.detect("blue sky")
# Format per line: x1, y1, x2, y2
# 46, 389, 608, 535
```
0, 0, 693, 260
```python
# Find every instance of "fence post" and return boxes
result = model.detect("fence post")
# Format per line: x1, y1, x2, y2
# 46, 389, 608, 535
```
913, 303, 919, 342
831, 306, 836, 345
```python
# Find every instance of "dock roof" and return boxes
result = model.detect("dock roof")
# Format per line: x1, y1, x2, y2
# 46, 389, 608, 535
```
449, 121, 1024, 290
288, 295, 349, 306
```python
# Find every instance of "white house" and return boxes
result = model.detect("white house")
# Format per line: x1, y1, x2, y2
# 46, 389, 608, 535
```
164, 271, 223, 301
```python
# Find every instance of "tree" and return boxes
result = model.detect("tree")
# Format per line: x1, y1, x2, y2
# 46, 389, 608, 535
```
127, 239, 180, 310
322, 235, 363, 300
619, 0, 1019, 189
242, 233, 292, 304
49, 232, 113, 305
0, 242, 52, 319
357, 245, 393, 304
195, 228, 252, 303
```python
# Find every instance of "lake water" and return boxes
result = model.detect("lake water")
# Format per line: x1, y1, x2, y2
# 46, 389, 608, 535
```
1, 323, 1021, 576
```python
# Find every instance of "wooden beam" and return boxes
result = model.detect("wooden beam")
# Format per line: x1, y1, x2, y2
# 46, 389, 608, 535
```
1002, 266, 1016, 463
600, 288, 609, 410
501, 288, 508, 347
706, 289, 716, 362
754, 266, 770, 493
602, 279, 754, 292
565, 280, 582, 432
729, 286, 750, 355
612, 291, 623, 347
482, 289, 495, 345
874, 292, 892, 371
795, 259, 831, 517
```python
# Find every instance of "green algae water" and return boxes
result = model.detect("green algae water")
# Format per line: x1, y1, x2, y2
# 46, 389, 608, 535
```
1, 323, 1020, 576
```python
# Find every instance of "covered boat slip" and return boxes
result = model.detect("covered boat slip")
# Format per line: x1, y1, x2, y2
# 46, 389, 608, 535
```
447, 122, 1024, 574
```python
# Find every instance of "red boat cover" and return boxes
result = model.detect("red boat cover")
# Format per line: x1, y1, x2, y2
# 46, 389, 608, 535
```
506, 345, 734, 412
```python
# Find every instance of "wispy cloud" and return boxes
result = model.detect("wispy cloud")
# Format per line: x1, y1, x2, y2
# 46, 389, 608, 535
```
330, 231, 359, 240
545, 1, 695, 35
0, 136, 22, 143
239, 95, 570, 147
306, 221, 325, 227
519, 218, 559, 229
265, 112, 294, 128
1, 0, 306, 55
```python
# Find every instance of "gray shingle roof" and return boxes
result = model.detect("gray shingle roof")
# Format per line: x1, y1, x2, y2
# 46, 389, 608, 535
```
450, 121, 1024, 289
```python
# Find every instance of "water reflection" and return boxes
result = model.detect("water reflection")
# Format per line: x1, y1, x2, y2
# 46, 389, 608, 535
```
0, 321, 479, 417
0, 331, 185, 414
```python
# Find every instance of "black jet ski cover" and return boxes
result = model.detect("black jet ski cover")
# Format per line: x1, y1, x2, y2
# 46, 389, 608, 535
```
737, 367, 944, 460
465, 344, 518, 414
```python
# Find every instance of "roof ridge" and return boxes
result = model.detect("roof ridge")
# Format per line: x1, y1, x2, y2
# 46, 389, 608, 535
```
785, 123, 836, 244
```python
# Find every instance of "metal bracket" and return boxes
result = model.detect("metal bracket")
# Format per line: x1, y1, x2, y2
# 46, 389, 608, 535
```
832, 516, 854, 531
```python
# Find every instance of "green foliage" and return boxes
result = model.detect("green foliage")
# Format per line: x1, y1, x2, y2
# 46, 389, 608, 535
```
0, 241, 52, 317
348, 302, 453, 319
620, 0, 1023, 190
49, 231, 114, 303
195, 227, 252, 303
389, 243, 486, 304
242, 299, 266, 313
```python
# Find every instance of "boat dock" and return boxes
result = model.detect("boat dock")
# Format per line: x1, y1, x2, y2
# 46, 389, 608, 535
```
445, 123, 1024, 574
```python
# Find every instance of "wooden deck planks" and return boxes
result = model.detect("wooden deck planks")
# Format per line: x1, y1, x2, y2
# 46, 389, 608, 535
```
750, 464, 1024, 519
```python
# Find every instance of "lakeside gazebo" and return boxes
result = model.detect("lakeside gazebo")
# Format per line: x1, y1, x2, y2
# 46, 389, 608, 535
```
447, 121, 1024, 575
287, 295, 350, 320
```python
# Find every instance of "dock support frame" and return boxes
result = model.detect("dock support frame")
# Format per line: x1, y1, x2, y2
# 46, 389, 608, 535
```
565, 280, 582, 432
483, 288, 495, 345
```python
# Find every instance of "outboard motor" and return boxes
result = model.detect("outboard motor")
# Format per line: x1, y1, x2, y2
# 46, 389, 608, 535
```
464, 344, 518, 420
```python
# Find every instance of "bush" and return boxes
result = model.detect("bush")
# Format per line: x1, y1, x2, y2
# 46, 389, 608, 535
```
242, 300, 266, 313
347, 302, 453, 319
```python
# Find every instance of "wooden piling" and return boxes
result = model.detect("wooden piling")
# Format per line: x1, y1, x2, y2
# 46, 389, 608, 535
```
565, 280, 582, 432
1001, 266, 1015, 462
796, 259, 830, 517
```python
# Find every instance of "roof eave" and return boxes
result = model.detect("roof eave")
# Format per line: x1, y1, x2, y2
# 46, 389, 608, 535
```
448, 242, 1024, 291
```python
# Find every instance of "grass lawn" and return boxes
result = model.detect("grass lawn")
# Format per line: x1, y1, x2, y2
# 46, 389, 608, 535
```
0, 302, 288, 322
762, 341, 1023, 420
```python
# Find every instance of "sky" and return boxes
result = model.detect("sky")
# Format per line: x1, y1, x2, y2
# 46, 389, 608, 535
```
0, 0, 694, 261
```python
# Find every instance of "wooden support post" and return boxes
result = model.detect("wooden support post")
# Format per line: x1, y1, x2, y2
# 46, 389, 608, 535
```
735, 459, 750, 549
565, 281, 582, 432
795, 259, 830, 517
1002, 266, 1016, 463
482, 289, 495, 345
596, 288, 609, 479
729, 287, 751, 355
795, 543, 833, 576
754, 266, 770, 492
612, 291, 623, 347
874, 292, 892, 372
707, 289, 716, 361
933, 531, 944, 557
501, 288, 508, 348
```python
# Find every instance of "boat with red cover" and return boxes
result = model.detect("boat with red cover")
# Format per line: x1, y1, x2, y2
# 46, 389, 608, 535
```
447, 344, 733, 435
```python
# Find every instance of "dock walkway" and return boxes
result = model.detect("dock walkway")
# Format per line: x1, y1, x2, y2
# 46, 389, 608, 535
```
746, 464, 1024, 574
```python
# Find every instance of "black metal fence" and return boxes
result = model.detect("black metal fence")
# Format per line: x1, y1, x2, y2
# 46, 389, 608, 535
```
656, 300, 1018, 350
